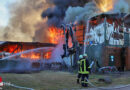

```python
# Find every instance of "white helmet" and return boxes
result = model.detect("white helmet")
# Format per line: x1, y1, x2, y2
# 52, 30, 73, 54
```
79, 55, 83, 59
83, 54, 87, 57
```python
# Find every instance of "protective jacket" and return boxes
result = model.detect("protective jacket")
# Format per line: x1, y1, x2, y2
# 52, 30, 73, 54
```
77, 59, 82, 73
79, 59, 90, 74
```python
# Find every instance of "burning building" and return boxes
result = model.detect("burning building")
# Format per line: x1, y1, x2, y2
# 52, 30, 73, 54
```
60, 13, 130, 71
0, 41, 55, 59
0, 0, 129, 72
0, 41, 57, 72
59, 0, 130, 71
83, 13, 130, 71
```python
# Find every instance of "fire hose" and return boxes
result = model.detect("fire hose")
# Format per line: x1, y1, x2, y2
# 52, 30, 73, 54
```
86, 79, 130, 90
3, 82, 34, 90
2, 80, 130, 90
87, 63, 130, 90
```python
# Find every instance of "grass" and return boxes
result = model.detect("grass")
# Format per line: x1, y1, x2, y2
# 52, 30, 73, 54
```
1, 71, 130, 90
1, 71, 80, 90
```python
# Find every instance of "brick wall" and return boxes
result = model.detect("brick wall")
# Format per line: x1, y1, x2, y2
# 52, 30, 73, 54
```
103, 46, 130, 70
126, 47, 130, 70
103, 46, 122, 69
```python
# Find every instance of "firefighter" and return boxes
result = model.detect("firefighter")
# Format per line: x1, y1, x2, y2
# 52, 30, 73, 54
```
77, 55, 83, 84
80, 54, 90, 87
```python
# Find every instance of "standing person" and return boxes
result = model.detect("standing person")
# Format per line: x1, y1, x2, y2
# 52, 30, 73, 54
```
80, 54, 90, 87
77, 55, 83, 84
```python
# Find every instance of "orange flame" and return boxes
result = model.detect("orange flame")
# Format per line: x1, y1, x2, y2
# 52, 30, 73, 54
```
49, 26, 64, 44
49, 26, 74, 48
21, 53, 41, 60
44, 52, 52, 59
0, 44, 52, 60
20, 52, 52, 60
95, 0, 115, 12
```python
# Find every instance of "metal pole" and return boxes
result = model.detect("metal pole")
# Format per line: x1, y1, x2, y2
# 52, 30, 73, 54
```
104, 17, 107, 68
104, 17, 107, 46
61, 24, 68, 56
84, 20, 90, 54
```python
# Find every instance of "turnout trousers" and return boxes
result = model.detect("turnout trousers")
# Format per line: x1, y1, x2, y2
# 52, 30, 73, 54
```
77, 73, 82, 84
81, 74, 89, 87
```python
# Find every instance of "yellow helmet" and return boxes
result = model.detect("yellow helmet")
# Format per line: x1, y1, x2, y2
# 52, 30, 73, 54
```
79, 55, 83, 59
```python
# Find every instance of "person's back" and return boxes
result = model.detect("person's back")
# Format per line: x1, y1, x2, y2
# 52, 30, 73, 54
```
80, 54, 90, 87
80, 58, 90, 74
77, 55, 83, 84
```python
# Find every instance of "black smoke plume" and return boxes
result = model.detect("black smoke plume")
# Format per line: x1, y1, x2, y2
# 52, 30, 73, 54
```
41, 0, 90, 26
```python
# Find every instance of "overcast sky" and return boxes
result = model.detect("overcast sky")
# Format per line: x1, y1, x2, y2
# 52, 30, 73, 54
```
0, 0, 16, 27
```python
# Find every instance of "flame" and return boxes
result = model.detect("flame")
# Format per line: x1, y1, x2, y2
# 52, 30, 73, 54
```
1, 45, 21, 53
75, 25, 85, 44
20, 52, 51, 60
0, 25, 87, 60
68, 36, 73, 48
49, 26, 64, 44
94, 0, 115, 12
0, 44, 52, 60
21, 53, 41, 60
44, 52, 51, 59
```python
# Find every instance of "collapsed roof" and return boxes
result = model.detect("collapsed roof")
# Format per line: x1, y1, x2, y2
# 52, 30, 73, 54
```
0, 41, 56, 54
89, 13, 130, 28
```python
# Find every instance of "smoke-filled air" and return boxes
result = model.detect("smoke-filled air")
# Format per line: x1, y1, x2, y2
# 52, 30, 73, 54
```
0, 0, 129, 43
0, 0, 52, 42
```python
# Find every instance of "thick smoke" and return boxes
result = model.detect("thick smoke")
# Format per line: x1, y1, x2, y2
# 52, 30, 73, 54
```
34, 0, 90, 42
64, 2, 98, 24
0, 0, 51, 42
41, 0, 90, 26
0, 0, 90, 43
64, 0, 130, 24
41, 0, 71, 26
0, 0, 129, 43
113, 0, 129, 13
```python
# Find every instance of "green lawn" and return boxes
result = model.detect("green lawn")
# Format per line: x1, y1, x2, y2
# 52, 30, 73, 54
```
1, 71, 130, 90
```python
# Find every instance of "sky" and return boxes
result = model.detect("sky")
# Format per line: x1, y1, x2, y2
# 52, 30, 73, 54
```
0, 0, 16, 27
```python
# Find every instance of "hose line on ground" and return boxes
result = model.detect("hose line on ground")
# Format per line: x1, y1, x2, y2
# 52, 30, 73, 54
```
87, 79, 130, 90
3, 82, 34, 90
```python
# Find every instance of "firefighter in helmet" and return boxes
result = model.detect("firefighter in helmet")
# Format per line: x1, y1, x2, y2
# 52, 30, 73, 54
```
80, 54, 90, 87
77, 55, 83, 84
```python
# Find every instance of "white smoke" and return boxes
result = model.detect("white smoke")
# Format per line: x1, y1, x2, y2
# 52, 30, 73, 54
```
64, 2, 98, 24
51, 42, 64, 63
64, 0, 129, 24
113, 0, 129, 13
0, 0, 52, 42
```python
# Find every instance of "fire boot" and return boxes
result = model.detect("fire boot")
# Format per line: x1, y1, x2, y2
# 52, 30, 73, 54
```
84, 81, 88, 87
81, 81, 85, 87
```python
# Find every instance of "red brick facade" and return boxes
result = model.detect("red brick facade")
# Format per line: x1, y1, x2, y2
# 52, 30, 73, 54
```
103, 46, 122, 69
126, 47, 130, 70
103, 46, 130, 70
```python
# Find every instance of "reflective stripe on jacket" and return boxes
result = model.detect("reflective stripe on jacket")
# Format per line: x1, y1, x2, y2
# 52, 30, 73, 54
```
77, 60, 81, 73
80, 59, 90, 74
